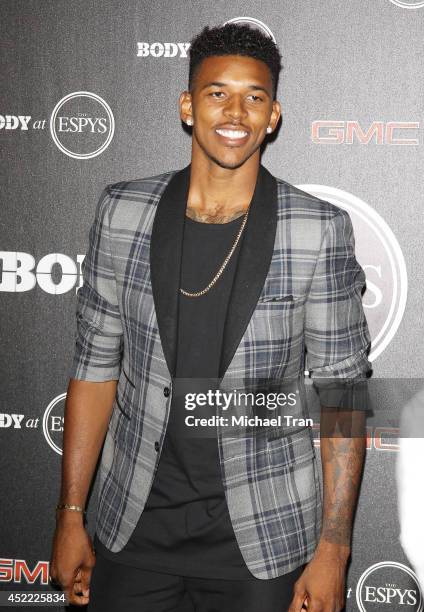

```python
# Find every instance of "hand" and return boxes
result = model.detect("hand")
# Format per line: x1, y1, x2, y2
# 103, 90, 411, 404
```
288, 545, 349, 612
49, 514, 96, 606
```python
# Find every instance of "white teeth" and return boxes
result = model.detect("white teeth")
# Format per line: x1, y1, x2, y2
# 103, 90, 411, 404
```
216, 129, 248, 139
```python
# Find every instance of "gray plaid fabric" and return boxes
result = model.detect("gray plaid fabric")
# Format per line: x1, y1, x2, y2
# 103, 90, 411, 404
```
69, 167, 371, 579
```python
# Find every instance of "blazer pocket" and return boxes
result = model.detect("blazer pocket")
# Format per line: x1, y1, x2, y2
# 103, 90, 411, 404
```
114, 377, 134, 419
115, 395, 131, 420
122, 367, 136, 388
108, 393, 132, 442
257, 294, 294, 303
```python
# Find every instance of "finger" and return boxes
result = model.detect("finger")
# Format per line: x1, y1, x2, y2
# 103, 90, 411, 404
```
48, 565, 61, 587
61, 576, 88, 607
307, 598, 324, 612
66, 588, 90, 607
289, 591, 308, 612
69, 582, 90, 606
79, 567, 93, 598
49, 575, 61, 588
73, 580, 85, 595
75, 583, 90, 598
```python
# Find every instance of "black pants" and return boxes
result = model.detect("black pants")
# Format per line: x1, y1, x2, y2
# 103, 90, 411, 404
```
87, 552, 304, 612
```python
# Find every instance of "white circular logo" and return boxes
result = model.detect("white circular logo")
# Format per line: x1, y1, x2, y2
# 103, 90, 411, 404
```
389, 0, 424, 8
49, 91, 115, 159
296, 185, 408, 362
223, 17, 276, 43
356, 561, 423, 611
43, 393, 66, 455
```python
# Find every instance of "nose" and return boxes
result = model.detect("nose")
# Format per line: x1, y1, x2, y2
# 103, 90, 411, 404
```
223, 95, 247, 122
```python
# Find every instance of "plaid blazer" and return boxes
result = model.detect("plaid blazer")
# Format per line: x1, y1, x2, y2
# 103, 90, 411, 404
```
69, 163, 372, 579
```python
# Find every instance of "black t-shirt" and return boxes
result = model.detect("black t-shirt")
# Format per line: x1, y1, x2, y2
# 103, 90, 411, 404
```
95, 212, 254, 580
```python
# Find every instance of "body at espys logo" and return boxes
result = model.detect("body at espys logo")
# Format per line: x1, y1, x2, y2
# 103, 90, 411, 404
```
43, 393, 66, 455
49, 91, 115, 159
356, 562, 423, 610
296, 185, 407, 362
1, 92, 114, 159
389, 0, 424, 8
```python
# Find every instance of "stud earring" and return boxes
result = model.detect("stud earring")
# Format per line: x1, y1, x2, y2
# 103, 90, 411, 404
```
266, 126, 272, 134
186, 118, 193, 126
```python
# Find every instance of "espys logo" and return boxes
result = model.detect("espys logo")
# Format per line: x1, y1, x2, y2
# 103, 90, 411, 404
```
1, 92, 114, 160
42, 393, 66, 455
356, 561, 423, 610
137, 18, 275, 57
50, 91, 115, 159
296, 185, 407, 362
223, 17, 275, 42
389, 0, 424, 8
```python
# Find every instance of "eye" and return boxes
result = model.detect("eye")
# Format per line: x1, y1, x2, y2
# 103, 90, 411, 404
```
248, 94, 263, 102
209, 91, 225, 98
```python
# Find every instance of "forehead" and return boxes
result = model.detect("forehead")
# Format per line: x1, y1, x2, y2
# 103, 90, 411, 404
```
194, 54, 272, 89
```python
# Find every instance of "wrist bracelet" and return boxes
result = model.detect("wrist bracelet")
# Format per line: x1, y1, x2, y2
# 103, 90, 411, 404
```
55, 503, 86, 514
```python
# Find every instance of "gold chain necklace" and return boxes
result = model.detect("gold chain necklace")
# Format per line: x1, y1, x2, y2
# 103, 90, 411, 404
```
179, 206, 251, 298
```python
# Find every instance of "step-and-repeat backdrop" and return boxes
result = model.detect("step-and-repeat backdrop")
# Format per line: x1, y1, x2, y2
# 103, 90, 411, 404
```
1, 1, 423, 610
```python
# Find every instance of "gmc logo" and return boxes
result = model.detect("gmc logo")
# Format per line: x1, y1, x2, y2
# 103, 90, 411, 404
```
311, 121, 419, 145
0, 559, 49, 584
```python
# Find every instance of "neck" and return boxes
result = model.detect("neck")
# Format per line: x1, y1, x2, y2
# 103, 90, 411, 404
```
187, 151, 259, 223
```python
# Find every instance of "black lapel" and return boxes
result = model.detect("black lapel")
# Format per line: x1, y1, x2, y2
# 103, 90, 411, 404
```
150, 164, 191, 378
218, 164, 278, 378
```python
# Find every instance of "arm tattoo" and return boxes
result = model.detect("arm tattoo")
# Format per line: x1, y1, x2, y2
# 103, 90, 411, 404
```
319, 408, 366, 547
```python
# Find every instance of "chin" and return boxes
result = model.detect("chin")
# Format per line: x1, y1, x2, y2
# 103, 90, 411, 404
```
215, 159, 245, 170
208, 152, 252, 170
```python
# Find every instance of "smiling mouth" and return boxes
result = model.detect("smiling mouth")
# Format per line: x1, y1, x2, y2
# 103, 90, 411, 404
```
215, 128, 249, 141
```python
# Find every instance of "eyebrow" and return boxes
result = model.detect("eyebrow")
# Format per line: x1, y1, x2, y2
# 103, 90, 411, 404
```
201, 81, 270, 96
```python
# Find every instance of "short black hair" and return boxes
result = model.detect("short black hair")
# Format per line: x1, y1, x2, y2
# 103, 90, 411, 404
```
188, 23, 283, 100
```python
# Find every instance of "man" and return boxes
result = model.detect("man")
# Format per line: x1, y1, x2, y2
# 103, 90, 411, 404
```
50, 23, 372, 612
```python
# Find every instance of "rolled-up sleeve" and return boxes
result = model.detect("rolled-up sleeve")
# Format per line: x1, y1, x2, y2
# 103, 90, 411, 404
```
304, 208, 372, 409
69, 186, 123, 382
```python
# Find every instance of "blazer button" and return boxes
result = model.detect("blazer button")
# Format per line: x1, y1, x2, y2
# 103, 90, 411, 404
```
154, 441, 160, 452
163, 386, 170, 397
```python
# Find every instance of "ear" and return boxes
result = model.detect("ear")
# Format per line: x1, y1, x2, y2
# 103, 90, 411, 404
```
269, 99, 282, 132
179, 90, 193, 125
